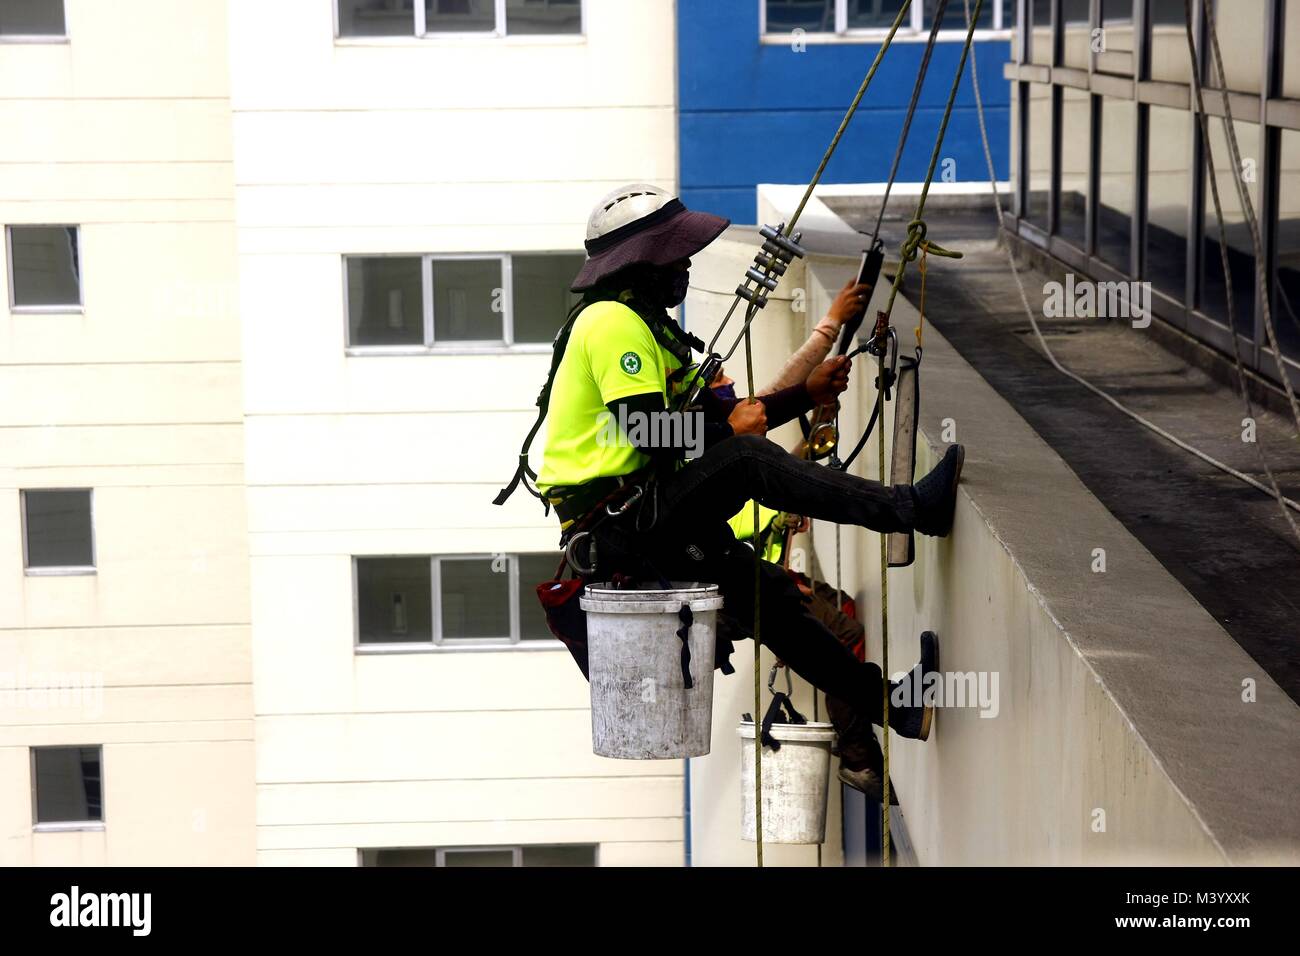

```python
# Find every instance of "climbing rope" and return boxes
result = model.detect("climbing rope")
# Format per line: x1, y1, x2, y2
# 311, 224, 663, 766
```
679, 0, 917, 413
736, 0, 918, 870
868, 0, 985, 867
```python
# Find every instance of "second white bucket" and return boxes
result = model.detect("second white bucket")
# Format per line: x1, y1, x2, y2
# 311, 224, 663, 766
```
580, 583, 724, 759
738, 719, 837, 844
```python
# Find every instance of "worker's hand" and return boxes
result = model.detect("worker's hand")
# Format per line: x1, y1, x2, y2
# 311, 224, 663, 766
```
806, 355, 851, 405
727, 398, 767, 436
826, 279, 872, 330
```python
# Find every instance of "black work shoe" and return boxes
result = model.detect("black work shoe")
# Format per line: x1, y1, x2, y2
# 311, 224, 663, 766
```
888, 630, 940, 741
911, 444, 965, 537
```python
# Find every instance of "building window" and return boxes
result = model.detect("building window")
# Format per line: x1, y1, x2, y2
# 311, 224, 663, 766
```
1098, 0, 1135, 60
1097, 96, 1136, 271
1206, 0, 1264, 95
1276, 129, 1300, 365
846, 0, 908, 31
355, 552, 558, 647
763, 0, 1003, 36
921, 0, 993, 31
1148, 0, 1191, 83
32, 746, 103, 827
360, 844, 597, 866
1060, 0, 1090, 69
503, 0, 582, 36
1199, 118, 1260, 336
21, 489, 94, 573
1027, 0, 1052, 65
337, 0, 581, 37
0, 0, 65, 37
1285, 0, 1300, 100
344, 252, 583, 350
1057, 87, 1089, 249
1145, 105, 1193, 302
1025, 82, 1051, 230
1268, 128, 1300, 364
337, 0, 414, 36
6, 225, 81, 310
765, 0, 832, 31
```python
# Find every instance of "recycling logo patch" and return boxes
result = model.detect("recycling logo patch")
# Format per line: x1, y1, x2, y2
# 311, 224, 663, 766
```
620, 351, 643, 375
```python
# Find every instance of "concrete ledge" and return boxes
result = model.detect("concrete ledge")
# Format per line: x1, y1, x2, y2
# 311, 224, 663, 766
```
683, 228, 1299, 864
857, 293, 1300, 865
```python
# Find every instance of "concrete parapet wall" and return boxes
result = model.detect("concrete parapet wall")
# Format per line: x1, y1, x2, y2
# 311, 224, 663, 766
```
687, 228, 1300, 865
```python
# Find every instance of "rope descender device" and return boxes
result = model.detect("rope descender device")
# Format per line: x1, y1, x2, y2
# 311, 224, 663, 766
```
736, 224, 808, 311
677, 223, 807, 412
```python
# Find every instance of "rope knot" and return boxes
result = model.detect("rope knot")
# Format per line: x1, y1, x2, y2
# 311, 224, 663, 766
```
900, 218, 928, 262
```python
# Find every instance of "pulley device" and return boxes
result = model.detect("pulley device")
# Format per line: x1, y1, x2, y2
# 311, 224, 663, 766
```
674, 223, 807, 413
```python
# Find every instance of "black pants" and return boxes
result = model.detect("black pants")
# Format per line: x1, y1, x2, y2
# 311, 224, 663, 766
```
593, 434, 916, 760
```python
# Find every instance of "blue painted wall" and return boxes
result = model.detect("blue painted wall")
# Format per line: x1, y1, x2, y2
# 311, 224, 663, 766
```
677, 1, 1012, 225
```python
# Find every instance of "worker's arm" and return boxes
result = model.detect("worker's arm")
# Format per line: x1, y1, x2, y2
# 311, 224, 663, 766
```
761, 279, 871, 392
750, 355, 852, 429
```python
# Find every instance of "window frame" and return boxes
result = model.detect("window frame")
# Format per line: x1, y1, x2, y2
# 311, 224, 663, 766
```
334, 0, 586, 40
1093, 0, 1139, 77
358, 843, 599, 866
0, 0, 68, 42
759, 0, 1008, 41
5, 224, 84, 314
20, 488, 96, 576
31, 745, 105, 832
343, 251, 580, 354
1007, 0, 1300, 390
428, 252, 512, 349
437, 845, 524, 866
352, 552, 563, 652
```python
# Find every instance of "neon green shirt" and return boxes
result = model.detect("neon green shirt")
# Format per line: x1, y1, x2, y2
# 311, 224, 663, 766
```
728, 502, 785, 563
537, 300, 681, 492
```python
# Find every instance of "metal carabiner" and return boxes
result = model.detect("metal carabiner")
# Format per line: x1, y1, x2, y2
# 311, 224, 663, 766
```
606, 484, 644, 517
767, 662, 793, 697
564, 531, 597, 576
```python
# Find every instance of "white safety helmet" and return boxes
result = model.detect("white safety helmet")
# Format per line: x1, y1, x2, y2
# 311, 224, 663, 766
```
586, 184, 674, 242
571, 183, 730, 292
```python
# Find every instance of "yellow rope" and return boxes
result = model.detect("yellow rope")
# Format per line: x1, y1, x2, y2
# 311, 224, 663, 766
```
874, 0, 983, 867
877, 363, 891, 866
917, 247, 927, 349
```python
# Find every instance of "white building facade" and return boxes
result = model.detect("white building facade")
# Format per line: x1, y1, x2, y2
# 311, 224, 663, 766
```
0, 0, 254, 865
230, 0, 682, 867
3, 0, 684, 867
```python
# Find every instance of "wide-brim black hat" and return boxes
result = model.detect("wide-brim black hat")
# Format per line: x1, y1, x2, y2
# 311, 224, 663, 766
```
571, 198, 730, 292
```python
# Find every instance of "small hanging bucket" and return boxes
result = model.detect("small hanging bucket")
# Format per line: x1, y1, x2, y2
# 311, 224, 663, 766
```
738, 719, 837, 844
580, 582, 723, 759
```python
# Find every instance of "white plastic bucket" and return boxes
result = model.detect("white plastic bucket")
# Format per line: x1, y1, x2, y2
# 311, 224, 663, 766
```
580, 583, 724, 759
738, 719, 837, 844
